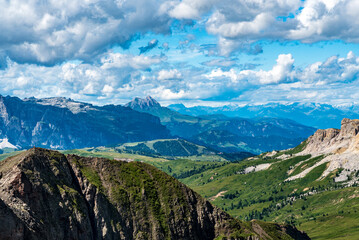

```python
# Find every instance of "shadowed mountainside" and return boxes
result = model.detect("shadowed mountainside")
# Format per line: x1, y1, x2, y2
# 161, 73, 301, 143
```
0, 95, 170, 150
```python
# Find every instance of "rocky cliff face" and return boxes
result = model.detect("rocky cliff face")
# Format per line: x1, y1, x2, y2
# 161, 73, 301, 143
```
285, 118, 359, 183
0, 148, 309, 240
0, 95, 170, 149
302, 118, 359, 155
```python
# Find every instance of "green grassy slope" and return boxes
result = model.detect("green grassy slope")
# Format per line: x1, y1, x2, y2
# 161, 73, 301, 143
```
63, 147, 359, 239
179, 153, 359, 240
62, 148, 227, 180
74, 139, 235, 161
5, 143, 358, 239
0, 148, 310, 239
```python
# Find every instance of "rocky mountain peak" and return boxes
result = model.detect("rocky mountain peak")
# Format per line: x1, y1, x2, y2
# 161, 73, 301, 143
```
287, 118, 359, 183
302, 118, 359, 155
339, 118, 359, 138
125, 96, 161, 110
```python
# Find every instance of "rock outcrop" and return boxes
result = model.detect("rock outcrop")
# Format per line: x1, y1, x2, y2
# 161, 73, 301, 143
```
301, 118, 359, 155
0, 148, 310, 240
287, 118, 359, 182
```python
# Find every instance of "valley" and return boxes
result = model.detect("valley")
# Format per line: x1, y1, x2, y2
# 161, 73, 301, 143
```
1, 95, 359, 239
59, 118, 359, 239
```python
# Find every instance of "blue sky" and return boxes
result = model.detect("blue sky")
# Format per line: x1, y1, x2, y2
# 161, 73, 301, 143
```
1, 0, 359, 106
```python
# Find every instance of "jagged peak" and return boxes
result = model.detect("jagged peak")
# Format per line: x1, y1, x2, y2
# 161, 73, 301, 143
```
299, 118, 359, 156
125, 96, 161, 110
285, 118, 359, 183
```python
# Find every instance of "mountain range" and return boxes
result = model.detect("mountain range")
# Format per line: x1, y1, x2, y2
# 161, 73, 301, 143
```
125, 96, 316, 154
0, 95, 317, 154
168, 102, 359, 129
0, 95, 170, 150
0, 148, 309, 240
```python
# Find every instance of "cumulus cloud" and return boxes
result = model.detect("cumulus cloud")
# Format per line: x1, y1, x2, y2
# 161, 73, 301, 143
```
202, 51, 359, 103
1, 50, 359, 105
0, 51, 164, 102
166, 0, 359, 55
0, 0, 173, 65
206, 54, 295, 85
288, 0, 359, 42
168, 0, 217, 19
2, 0, 359, 63
158, 69, 182, 80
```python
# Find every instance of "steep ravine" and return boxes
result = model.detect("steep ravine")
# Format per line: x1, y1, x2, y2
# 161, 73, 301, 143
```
0, 148, 310, 240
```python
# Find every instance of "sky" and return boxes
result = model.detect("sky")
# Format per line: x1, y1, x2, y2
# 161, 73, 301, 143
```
1, 0, 359, 106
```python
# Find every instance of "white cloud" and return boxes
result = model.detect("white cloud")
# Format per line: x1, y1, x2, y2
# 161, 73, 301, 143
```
101, 53, 164, 70
1, 39, 359, 105
158, 69, 182, 80
206, 54, 295, 85
102, 84, 115, 94
207, 12, 273, 38
1, 0, 359, 63
256, 54, 295, 84
166, 0, 359, 55
168, 0, 217, 19
0, 0, 173, 64
198, 51, 359, 104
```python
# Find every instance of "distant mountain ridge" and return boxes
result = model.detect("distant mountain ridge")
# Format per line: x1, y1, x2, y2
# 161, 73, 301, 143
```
0, 95, 170, 149
0, 94, 316, 154
168, 102, 359, 129
126, 97, 316, 154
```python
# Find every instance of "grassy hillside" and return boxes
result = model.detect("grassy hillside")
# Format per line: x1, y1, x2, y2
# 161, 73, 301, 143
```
113, 138, 217, 157
0, 148, 310, 239
0, 151, 23, 161
62, 148, 227, 180
67, 139, 254, 162
5, 142, 358, 239
61, 147, 359, 239
179, 153, 359, 240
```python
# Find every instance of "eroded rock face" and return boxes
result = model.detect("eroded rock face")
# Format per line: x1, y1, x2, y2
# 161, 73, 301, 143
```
0, 148, 310, 240
302, 118, 359, 155
286, 118, 359, 182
